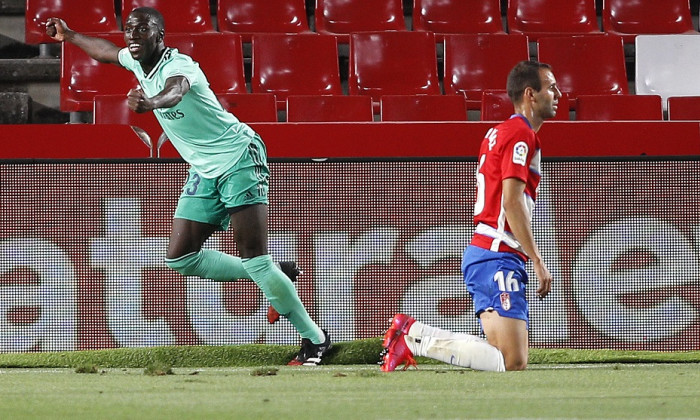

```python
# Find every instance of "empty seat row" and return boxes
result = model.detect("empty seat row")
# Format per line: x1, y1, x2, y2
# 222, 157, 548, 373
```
27, 0, 212, 44
510, 0, 699, 41
478, 92, 667, 122
93, 94, 466, 135
94, 91, 699, 148
62, 32, 631, 113
26, 0, 700, 45
64, 31, 700, 125
283, 93, 697, 122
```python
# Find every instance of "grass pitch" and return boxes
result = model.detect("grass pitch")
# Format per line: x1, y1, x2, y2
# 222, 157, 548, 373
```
1, 364, 699, 419
2, 342, 700, 419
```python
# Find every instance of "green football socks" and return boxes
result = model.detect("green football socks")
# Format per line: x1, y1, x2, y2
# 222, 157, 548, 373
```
166, 251, 324, 344
243, 255, 324, 344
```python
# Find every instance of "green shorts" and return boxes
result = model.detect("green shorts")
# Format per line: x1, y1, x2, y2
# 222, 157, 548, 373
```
173, 136, 270, 231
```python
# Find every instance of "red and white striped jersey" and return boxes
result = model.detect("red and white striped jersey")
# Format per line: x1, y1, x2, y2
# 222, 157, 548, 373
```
471, 114, 541, 260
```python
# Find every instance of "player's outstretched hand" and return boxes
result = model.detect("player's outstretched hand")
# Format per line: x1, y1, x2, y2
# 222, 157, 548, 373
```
127, 87, 153, 113
534, 259, 552, 299
45, 18, 69, 42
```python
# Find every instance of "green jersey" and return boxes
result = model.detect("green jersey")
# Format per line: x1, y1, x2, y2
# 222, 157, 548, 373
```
118, 47, 254, 178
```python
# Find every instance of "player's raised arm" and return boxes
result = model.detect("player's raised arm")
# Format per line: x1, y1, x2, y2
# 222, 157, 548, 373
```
45, 18, 121, 65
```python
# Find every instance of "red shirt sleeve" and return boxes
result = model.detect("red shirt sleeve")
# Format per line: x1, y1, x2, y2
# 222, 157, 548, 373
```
500, 127, 536, 183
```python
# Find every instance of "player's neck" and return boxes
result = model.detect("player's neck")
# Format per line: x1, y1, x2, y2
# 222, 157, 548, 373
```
513, 107, 544, 132
138, 46, 166, 74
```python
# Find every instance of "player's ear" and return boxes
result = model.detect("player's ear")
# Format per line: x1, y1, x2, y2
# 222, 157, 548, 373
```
523, 86, 536, 102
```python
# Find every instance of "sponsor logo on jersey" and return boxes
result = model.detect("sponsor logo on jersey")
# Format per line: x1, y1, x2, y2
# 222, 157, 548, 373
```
157, 109, 185, 120
513, 141, 528, 166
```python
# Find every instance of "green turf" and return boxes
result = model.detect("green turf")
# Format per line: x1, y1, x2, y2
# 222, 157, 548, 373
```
1, 364, 699, 419
0, 338, 384, 369
2, 342, 700, 419
2, 339, 700, 368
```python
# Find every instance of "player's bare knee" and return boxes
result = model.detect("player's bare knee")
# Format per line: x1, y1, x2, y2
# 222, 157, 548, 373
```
505, 357, 528, 371
236, 245, 266, 259
165, 251, 200, 276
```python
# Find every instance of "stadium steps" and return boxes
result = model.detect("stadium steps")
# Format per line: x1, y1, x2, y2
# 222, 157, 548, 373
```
1, 0, 66, 123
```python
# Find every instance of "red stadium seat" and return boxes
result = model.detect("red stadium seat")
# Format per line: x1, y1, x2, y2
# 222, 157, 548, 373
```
443, 34, 529, 109
165, 33, 247, 95
480, 90, 512, 121
26, 0, 120, 44
121, 0, 214, 33
667, 96, 700, 121
507, 0, 602, 40
60, 34, 139, 112
576, 94, 663, 121
349, 32, 440, 108
251, 34, 342, 109
537, 35, 628, 109
93, 94, 162, 153
286, 95, 374, 122
217, 0, 312, 43
217, 93, 278, 123
380, 95, 467, 121
602, 0, 698, 44
480, 90, 569, 121
412, 0, 505, 40
315, 0, 406, 43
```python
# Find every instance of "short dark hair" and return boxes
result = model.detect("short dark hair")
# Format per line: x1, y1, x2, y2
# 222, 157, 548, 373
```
506, 61, 552, 104
130, 7, 165, 32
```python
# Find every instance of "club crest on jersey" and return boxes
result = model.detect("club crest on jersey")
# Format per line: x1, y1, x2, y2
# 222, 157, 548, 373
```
500, 292, 512, 311
513, 141, 528, 166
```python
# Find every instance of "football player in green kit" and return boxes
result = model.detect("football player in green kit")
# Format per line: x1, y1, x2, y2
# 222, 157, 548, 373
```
46, 7, 331, 366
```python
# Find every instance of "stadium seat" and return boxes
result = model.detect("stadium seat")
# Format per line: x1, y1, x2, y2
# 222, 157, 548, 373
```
349, 32, 440, 108
165, 33, 247, 95
60, 34, 139, 112
286, 95, 374, 122
380, 95, 467, 121
575, 94, 663, 121
507, 0, 602, 40
412, 0, 505, 40
538, 35, 628, 109
480, 91, 512, 121
635, 35, 700, 111
443, 34, 529, 109
217, 0, 312, 43
315, 0, 406, 43
480, 90, 569, 121
667, 96, 700, 120
602, 0, 698, 44
26, 0, 120, 44
121, 0, 214, 33
93, 94, 162, 153
251, 34, 343, 109
216, 93, 278, 122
